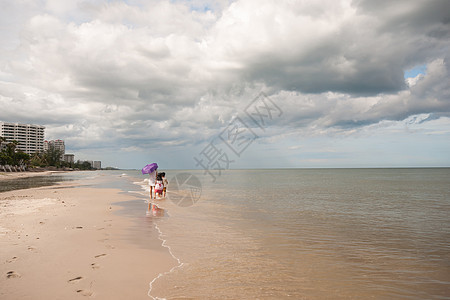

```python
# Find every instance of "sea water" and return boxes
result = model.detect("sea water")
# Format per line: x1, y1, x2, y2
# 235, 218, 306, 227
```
121, 168, 450, 299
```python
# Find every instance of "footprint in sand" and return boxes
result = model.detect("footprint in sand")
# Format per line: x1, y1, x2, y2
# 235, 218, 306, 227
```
94, 254, 107, 258
6, 271, 21, 279
91, 263, 100, 270
77, 289, 94, 297
6, 256, 18, 263
68, 276, 83, 283
27, 246, 36, 251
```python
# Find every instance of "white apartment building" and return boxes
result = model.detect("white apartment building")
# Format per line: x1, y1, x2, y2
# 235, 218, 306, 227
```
44, 139, 65, 154
44, 139, 66, 160
0, 122, 45, 155
63, 154, 75, 163
93, 161, 101, 169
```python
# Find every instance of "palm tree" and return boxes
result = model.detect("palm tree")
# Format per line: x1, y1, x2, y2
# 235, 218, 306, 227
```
0, 140, 30, 166
0, 136, 7, 165
30, 151, 45, 167
0, 136, 6, 149
44, 144, 63, 167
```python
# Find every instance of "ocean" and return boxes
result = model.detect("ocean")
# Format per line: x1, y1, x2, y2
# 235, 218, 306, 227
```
2, 168, 449, 299
124, 168, 450, 299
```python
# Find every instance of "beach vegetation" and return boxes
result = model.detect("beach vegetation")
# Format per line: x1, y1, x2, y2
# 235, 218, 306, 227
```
0, 136, 96, 170
44, 144, 64, 167
29, 152, 47, 167
77, 161, 94, 170
0, 138, 30, 166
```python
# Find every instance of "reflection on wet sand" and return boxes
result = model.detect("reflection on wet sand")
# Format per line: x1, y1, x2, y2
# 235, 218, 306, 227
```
147, 203, 165, 217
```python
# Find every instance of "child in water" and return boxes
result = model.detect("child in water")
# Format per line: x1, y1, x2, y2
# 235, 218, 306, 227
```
160, 172, 168, 198
154, 173, 164, 199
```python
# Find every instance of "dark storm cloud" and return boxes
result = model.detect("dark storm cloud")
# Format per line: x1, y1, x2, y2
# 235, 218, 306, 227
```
234, 0, 450, 95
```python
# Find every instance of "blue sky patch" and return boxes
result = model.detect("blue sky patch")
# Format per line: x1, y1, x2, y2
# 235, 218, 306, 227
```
404, 64, 427, 78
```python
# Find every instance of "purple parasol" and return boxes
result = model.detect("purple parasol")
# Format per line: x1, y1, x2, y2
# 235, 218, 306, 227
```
141, 163, 158, 174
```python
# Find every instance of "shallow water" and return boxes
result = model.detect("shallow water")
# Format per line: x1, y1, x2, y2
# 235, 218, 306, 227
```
124, 168, 450, 300
0, 174, 76, 192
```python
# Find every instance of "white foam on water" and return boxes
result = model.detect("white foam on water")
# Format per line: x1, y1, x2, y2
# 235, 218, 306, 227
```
128, 174, 183, 299
133, 179, 150, 194
147, 221, 184, 300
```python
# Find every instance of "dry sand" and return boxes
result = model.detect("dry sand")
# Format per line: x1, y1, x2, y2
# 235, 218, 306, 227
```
0, 181, 177, 299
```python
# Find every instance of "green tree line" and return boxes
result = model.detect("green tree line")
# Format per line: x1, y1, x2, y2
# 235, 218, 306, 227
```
0, 137, 94, 170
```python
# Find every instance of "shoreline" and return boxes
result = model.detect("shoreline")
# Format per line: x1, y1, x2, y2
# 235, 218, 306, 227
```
0, 177, 177, 299
0, 171, 68, 181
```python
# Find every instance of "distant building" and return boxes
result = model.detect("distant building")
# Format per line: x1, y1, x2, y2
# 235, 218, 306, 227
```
0, 121, 45, 155
77, 160, 101, 169
63, 154, 75, 164
44, 139, 65, 153
77, 160, 92, 167
93, 161, 101, 169
44, 139, 65, 160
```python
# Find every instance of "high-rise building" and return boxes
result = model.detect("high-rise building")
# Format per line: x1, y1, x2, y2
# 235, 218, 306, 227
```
0, 122, 45, 155
93, 161, 101, 169
44, 139, 65, 160
63, 154, 75, 164
44, 139, 65, 153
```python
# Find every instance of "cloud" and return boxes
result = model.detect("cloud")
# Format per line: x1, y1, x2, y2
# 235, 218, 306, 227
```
0, 0, 449, 168
200, 0, 445, 117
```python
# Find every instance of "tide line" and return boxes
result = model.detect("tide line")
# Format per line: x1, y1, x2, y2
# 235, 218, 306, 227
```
147, 220, 184, 300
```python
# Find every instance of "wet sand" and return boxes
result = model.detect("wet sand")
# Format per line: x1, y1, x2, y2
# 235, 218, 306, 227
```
0, 181, 177, 299
0, 171, 64, 181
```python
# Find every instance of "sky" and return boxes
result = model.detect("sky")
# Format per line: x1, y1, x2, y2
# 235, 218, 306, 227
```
0, 0, 449, 170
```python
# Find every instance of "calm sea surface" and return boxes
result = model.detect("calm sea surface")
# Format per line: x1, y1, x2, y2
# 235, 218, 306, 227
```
120, 168, 450, 300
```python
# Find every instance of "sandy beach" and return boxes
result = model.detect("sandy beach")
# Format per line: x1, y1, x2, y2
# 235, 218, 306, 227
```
0, 176, 177, 299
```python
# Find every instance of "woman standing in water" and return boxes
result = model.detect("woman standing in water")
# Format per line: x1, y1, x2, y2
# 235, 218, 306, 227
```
148, 170, 157, 200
